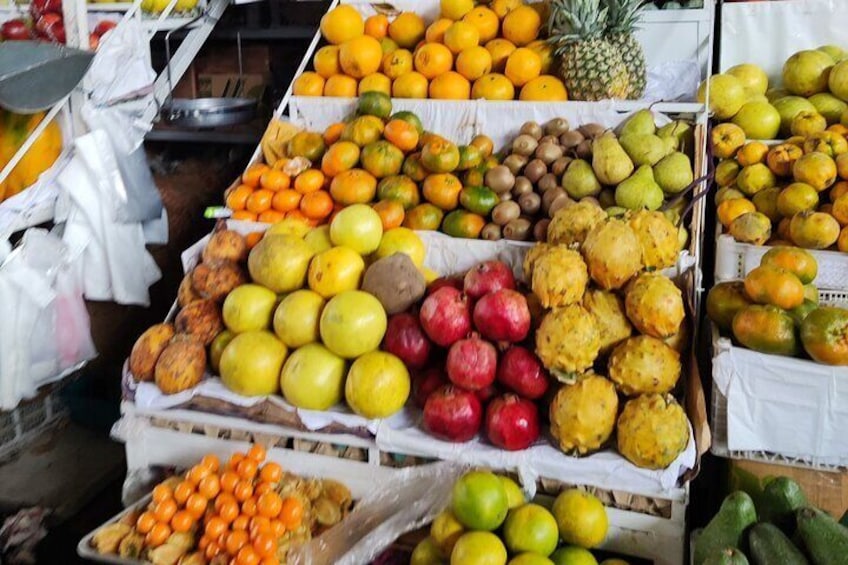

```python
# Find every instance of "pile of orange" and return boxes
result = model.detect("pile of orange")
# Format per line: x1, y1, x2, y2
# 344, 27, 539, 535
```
225, 161, 339, 225
292, 0, 568, 101
135, 446, 302, 564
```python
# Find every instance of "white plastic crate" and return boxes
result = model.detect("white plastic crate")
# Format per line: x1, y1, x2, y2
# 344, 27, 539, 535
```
711, 288, 848, 468
116, 406, 690, 565
714, 234, 848, 291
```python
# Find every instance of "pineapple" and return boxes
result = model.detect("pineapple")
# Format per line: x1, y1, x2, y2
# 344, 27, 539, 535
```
603, 0, 648, 100
547, 0, 629, 101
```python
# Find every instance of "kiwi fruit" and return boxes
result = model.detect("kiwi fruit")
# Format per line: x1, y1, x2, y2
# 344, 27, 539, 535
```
520, 121, 543, 140
503, 218, 532, 241
512, 134, 538, 156
534, 218, 551, 241
481, 223, 502, 240
523, 159, 547, 183
503, 154, 528, 175
492, 201, 521, 225
485, 165, 515, 194
545, 117, 570, 136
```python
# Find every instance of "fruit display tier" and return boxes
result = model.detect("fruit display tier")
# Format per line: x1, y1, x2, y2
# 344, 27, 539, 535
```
710, 287, 848, 469
715, 234, 848, 291
284, 0, 713, 105
114, 406, 693, 565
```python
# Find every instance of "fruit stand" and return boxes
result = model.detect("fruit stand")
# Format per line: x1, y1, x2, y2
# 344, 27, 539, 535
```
46, 0, 848, 563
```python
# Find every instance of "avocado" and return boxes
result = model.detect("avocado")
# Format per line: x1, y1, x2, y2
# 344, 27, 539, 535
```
748, 522, 809, 565
797, 507, 848, 565
695, 492, 758, 565
702, 547, 750, 565
759, 477, 808, 534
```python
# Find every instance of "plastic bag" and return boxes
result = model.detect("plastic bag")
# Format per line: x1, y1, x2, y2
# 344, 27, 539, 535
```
290, 462, 464, 565
0, 229, 96, 409
85, 18, 156, 107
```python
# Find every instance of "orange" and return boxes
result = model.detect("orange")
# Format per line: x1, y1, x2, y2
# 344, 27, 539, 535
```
491, 0, 521, 19
423, 173, 463, 210
258, 210, 285, 223
377, 175, 421, 209
456, 46, 492, 81
472, 73, 515, 100
502, 5, 541, 46
392, 72, 429, 99
526, 39, 553, 74
246, 189, 274, 213
259, 169, 290, 191
313, 45, 341, 79
382, 49, 413, 79
146, 522, 171, 548
403, 203, 444, 230
414, 43, 454, 80
359, 72, 392, 95
339, 36, 383, 79
373, 199, 405, 229
364, 14, 389, 39
440, 0, 474, 20
330, 168, 378, 204
232, 210, 258, 221
485, 38, 516, 73
462, 7, 500, 43
322, 141, 361, 177
294, 169, 325, 194
320, 5, 364, 45
388, 12, 426, 49
384, 119, 420, 152
425, 18, 453, 44
272, 189, 301, 212
505, 48, 541, 87
324, 74, 358, 97
300, 190, 334, 219
154, 498, 177, 523
430, 71, 471, 99
444, 21, 480, 55
171, 510, 194, 533
243, 163, 269, 187
519, 75, 568, 101
324, 122, 345, 145
292, 72, 325, 96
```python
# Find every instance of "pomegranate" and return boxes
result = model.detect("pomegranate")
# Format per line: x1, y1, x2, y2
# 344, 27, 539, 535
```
1, 19, 31, 40
419, 287, 472, 347
412, 368, 447, 409
93, 20, 117, 37
485, 394, 540, 451
497, 346, 549, 400
383, 313, 431, 369
30, 0, 62, 19
446, 335, 498, 391
423, 385, 483, 442
427, 276, 463, 296
463, 260, 516, 299
473, 289, 531, 343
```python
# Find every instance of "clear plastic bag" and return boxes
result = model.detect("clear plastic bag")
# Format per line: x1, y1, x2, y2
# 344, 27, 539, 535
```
290, 462, 464, 565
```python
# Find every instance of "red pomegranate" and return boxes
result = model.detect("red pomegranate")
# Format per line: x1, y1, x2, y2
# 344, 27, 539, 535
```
423, 386, 483, 442
446, 335, 498, 391
485, 394, 540, 451
383, 313, 432, 369
473, 289, 531, 343
497, 346, 549, 400
412, 368, 447, 409
463, 261, 516, 300
419, 287, 472, 347
427, 276, 464, 296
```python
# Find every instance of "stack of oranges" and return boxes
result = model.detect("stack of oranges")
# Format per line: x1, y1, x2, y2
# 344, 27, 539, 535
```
226, 161, 338, 226
293, 1, 567, 101
135, 445, 303, 565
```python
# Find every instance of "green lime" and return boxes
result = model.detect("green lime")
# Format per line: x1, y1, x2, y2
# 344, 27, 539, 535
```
509, 553, 556, 565
451, 471, 508, 531
357, 91, 393, 119
411, 536, 446, 565
503, 503, 559, 556
450, 531, 507, 565
550, 546, 598, 565
497, 475, 526, 509
551, 490, 609, 549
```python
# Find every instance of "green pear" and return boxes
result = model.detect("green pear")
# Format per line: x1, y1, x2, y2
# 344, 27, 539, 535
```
562, 159, 602, 199
615, 165, 664, 210
592, 132, 634, 185
619, 134, 670, 166
653, 152, 694, 194
618, 109, 656, 137
657, 120, 694, 155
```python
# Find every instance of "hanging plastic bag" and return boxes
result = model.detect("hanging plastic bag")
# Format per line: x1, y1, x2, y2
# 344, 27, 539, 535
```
85, 18, 156, 107
290, 462, 464, 565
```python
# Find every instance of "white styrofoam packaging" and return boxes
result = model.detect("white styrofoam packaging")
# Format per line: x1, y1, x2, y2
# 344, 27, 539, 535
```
711, 289, 848, 468
719, 0, 848, 78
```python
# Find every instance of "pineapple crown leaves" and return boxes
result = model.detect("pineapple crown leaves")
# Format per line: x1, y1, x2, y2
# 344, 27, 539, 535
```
546, 0, 610, 55
603, 0, 649, 34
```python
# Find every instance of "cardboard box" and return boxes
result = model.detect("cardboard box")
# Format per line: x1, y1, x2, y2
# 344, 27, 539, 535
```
729, 458, 848, 518
197, 72, 267, 101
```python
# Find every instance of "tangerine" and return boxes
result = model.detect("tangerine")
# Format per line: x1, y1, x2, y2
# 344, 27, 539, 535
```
292, 72, 325, 96
392, 72, 428, 98
429, 71, 471, 99
383, 119, 420, 152
462, 6, 499, 43
423, 173, 463, 210
323, 122, 346, 145
444, 21, 480, 54
414, 43, 453, 80
324, 74, 358, 97
456, 46, 492, 81
272, 189, 301, 212
364, 14, 389, 39
300, 190, 334, 219
313, 45, 341, 79
321, 141, 360, 177
232, 210, 258, 222
258, 210, 285, 224
242, 163, 269, 187
502, 5, 541, 46
259, 169, 290, 191
246, 189, 274, 213
485, 38, 516, 72
425, 18, 453, 44
505, 48, 541, 87
519, 75, 568, 101
295, 169, 325, 194
471, 73, 515, 100
330, 168, 378, 204
373, 199, 406, 229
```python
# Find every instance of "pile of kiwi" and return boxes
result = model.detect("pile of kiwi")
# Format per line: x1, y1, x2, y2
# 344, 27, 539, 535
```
481, 118, 608, 242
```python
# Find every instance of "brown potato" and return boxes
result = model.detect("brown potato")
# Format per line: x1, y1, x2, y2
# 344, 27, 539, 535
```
129, 323, 176, 382
202, 230, 248, 265
154, 336, 206, 394
175, 300, 223, 345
